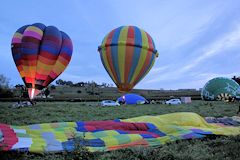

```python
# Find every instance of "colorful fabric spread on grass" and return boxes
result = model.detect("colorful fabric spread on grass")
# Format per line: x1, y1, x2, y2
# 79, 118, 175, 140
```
0, 112, 240, 153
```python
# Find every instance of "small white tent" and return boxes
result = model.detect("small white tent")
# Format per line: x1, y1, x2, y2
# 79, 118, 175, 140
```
180, 97, 192, 104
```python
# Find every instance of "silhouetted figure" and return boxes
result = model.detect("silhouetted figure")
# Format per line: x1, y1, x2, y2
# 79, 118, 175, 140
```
30, 100, 36, 106
119, 100, 123, 105
44, 88, 50, 98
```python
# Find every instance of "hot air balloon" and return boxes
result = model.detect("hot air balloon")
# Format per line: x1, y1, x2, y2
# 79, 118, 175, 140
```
11, 23, 73, 99
201, 77, 240, 101
98, 26, 158, 92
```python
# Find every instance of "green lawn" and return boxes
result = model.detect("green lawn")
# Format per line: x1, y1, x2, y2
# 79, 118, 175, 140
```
0, 100, 240, 160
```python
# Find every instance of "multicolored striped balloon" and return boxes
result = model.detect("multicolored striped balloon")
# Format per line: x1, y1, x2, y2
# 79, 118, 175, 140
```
98, 26, 158, 92
11, 23, 73, 99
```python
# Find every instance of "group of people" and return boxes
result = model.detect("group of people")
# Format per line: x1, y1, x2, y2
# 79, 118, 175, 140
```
12, 99, 36, 108
118, 99, 126, 105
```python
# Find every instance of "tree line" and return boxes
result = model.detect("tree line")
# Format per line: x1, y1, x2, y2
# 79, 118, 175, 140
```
55, 79, 114, 88
2, 73, 240, 98
0, 74, 115, 98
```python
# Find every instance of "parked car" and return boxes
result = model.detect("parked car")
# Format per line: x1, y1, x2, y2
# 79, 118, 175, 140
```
165, 99, 181, 105
100, 100, 120, 106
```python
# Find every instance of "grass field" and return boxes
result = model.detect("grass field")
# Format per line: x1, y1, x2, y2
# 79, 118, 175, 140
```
0, 100, 240, 160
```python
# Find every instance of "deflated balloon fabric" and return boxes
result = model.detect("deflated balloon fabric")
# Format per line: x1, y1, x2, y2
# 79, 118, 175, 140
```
0, 112, 240, 153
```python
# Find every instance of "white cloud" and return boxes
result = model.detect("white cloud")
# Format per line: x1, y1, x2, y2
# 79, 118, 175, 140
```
150, 65, 171, 74
197, 72, 238, 80
2, 0, 240, 91
142, 23, 240, 88
178, 23, 240, 74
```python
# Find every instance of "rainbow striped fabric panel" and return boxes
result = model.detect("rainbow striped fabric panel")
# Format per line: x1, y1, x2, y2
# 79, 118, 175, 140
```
98, 26, 158, 92
11, 23, 73, 97
0, 112, 240, 153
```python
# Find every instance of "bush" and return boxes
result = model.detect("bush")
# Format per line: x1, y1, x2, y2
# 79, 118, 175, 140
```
0, 89, 14, 98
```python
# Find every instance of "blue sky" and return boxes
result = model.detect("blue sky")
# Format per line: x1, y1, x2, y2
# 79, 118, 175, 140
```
1, 0, 240, 90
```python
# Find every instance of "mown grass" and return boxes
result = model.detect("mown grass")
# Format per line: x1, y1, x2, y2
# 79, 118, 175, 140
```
0, 100, 239, 125
0, 100, 240, 160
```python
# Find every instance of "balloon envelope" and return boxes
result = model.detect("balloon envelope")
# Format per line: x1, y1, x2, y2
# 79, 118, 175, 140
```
98, 26, 158, 92
11, 23, 73, 99
117, 93, 147, 104
201, 77, 240, 101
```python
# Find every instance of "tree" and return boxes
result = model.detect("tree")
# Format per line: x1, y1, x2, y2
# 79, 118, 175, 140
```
0, 74, 10, 89
50, 85, 56, 90
66, 81, 73, 86
56, 79, 74, 86
50, 84, 56, 90
0, 74, 13, 98
74, 82, 85, 87
15, 84, 24, 89
15, 84, 25, 98
56, 79, 64, 85
232, 76, 240, 85
101, 82, 107, 88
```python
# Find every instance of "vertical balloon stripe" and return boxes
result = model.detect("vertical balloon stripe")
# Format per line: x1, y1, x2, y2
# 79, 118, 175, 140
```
133, 26, 142, 46
145, 54, 155, 76
100, 50, 117, 85
124, 26, 135, 83
36, 26, 62, 87
106, 45, 118, 84
111, 45, 121, 82
127, 47, 141, 83
126, 26, 135, 43
146, 32, 155, 50
130, 48, 147, 84
118, 26, 128, 83
111, 26, 123, 44
105, 29, 116, 45
100, 32, 117, 84
23, 27, 43, 40
43, 32, 73, 86
12, 32, 24, 57
127, 27, 142, 83
117, 45, 126, 83
11, 26, 28, 80
111, 26, 123, 82
100, 50, 109, 74
132, 50, 152, 86
130, 30, 149, 84
102, 33, 109, 45
101, 31, 108, 46
105, 30, 119, 84
134, 53, 155, 86
12, 33, 23, 43
22, 24, 45, 87
32, 23, 47, 31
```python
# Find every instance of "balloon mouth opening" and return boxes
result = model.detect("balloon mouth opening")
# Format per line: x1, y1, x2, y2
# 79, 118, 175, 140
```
28, 88, 41, 100
118, 84, 133, 93
31, 88, 35, 99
